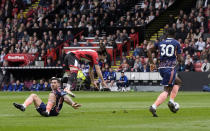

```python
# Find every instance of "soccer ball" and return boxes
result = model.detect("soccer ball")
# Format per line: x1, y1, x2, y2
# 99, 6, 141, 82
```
174, 102, 180, 111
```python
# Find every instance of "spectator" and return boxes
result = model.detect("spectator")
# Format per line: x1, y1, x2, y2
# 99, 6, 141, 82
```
133, 58, 142, 70
23, 79, 32, 91
44, 81, 51, 91
116, 71, 129, 91
13, 80, 23, 91
56, 60, 62, 66
65, 31, 74, 41
195, 37, 206, 52
200, 49, 208, 61
178, 61, 185, 72
2, 83, 13, 91
30, 80, 37, 91
201, 59, 210, 72
37, 79, 45, 91
71, 38, 79, 47
141, 63, 150, 72
0, 51, 5, 65
192, 52, 200, 62
185, 55, 193, 65
46, 57, 55, 66
106, 68, 116, 88
131, 64, 141, 72
118, 59, 130, 72
185, 61, 194, 72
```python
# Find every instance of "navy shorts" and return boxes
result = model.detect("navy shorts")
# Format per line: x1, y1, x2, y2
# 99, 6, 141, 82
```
36, 102, 59, 116
159, 68, 176, 87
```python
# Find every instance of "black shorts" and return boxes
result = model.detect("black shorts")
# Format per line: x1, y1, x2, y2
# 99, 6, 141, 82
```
36, 102, 59, 117
63, 53, 79, 71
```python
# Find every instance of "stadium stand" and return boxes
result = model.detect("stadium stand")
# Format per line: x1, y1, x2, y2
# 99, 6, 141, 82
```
0, 0, 210, 91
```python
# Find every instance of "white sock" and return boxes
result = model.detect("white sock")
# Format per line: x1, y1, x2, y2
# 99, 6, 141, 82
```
169, 99, 174, 103
152, 104, 157, 109
22, 104, 26, 108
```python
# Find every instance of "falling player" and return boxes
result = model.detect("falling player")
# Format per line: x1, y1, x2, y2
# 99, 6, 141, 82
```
147, 28, 183, 117
62, 44, 109, 92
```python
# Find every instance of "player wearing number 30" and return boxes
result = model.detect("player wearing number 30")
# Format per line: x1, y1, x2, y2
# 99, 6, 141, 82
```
147, 28, 183, 117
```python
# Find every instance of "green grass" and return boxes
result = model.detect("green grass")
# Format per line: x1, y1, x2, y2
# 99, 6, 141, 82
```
0, 91, 210, 131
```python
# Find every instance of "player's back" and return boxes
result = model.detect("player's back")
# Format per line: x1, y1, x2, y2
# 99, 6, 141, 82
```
156, 38, 181, 68
71, 49, 99, 66
72, 49, 97, 60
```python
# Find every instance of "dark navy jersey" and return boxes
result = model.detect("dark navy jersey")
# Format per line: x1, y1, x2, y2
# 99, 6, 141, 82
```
51, 88, 67, 112
155, 38, 181, 68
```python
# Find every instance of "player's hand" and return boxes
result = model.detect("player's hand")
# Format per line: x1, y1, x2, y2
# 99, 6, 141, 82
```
102, 81, 109, 88
93, 81, 98, 89
150, 64, 156, 72
72, 103, 82, 109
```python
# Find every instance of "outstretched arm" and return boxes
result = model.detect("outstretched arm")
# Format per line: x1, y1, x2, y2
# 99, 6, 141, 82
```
89, 66, 97, 88
63, 95, 81, 109
95, 65, 108, 88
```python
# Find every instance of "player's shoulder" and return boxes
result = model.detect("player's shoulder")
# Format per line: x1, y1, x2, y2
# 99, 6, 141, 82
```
172, 39, 180, 46
166, 38, 180, 45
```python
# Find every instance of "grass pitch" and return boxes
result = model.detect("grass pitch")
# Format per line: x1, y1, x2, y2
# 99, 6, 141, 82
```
0, 91, 210, 131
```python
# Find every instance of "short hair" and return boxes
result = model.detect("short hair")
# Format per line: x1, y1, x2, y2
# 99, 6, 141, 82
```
97, 44, 107, 56
50, 77, 60, 83
167, 28, 175, 36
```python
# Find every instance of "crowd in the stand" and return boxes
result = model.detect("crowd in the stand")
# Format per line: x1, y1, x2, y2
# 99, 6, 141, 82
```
0, 0, 64, 66
32, 0, 175, 29
0, 0, 177, 67
2, 79, 51, 91
120, 1, 210, 73
1, 0, 210, 91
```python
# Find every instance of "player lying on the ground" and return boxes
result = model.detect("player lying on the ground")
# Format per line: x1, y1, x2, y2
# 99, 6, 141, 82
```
62, 44, 109, 91
147, 28, 183, 117
13, 77, 81, 117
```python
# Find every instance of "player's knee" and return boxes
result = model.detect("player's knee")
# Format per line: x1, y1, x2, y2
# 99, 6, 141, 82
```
49, 93, 55, 98
31, 93, 38, 98
164, 87, 171, 94
175, 77, 182, 86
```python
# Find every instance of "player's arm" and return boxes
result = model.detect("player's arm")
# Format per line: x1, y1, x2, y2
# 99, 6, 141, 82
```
94, 64, 108, 88
63, 94, 81, 109
89, 66, 97, 88
176, 42, 183, 64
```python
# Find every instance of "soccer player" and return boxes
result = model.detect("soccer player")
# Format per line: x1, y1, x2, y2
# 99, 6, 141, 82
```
62, 45, 109, 91
147, 28, 183, 117
13, 77, 81, 117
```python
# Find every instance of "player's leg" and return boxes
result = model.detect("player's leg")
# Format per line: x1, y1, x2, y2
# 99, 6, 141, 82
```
63, 95, 81, 109
63, 54, 79, 95
149, 86, 171, 117
46, 93, 56, 113
168, 74, 182, 113
170, 75, 182, 102
149, 68, 172, 117
13, 93, 42, 112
